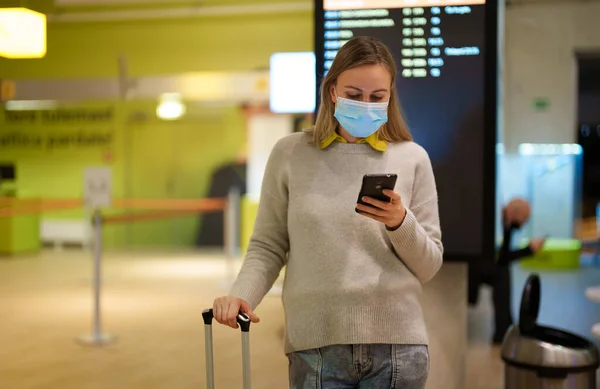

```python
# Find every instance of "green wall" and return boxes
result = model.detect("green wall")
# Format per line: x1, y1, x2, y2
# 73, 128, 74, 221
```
0, 2, 313, 249
0, 3, 313, 79
120, 102, 246, 248
0, 101, 246, 248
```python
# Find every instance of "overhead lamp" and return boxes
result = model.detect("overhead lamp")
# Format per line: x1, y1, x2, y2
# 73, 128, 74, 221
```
0, 8, 47, 59
156, 93, 186, 120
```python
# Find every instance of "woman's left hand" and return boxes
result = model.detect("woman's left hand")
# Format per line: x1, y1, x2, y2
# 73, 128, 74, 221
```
356, 189, 407, 230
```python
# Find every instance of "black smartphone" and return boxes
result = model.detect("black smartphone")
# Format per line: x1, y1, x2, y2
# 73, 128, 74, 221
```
356, 174, 398, 212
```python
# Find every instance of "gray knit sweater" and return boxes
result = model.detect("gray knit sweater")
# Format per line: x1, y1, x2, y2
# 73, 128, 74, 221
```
229, 131, 443, 354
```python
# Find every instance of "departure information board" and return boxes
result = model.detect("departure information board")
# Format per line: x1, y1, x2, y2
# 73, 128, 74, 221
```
315, 0, 498, 260
321, 1, 485, 79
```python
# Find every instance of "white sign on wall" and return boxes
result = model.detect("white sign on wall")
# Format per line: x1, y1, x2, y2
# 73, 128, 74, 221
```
83, 167, 112, 208
247, 115, 293, 202
269, 52, 316, 114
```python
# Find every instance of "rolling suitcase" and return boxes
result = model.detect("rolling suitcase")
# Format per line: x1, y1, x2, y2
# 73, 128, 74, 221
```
202, 308, 252, 389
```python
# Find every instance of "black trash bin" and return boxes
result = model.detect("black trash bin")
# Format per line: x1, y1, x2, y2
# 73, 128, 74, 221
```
501, 273, 600, 388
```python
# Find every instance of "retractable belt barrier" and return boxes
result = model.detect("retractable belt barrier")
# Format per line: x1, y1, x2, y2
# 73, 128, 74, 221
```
0, 188, 242, 348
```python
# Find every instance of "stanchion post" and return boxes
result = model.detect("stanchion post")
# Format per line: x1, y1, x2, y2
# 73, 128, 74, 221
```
76, 209, 116, 346
83, 205, 92, 251
223, 187, 241, 288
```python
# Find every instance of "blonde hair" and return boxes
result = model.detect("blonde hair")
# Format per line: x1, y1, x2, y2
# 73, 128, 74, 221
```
308, 36, 412, 145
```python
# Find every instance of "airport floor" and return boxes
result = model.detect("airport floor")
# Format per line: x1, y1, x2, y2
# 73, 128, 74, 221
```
1, 249, 599, 389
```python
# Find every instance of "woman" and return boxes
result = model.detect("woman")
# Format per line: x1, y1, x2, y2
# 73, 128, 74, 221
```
468, 197, 545, 344
212, 36, 443, 388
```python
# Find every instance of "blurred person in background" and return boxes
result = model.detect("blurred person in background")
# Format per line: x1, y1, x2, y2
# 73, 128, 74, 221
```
195, 103, 256, 248
212, 36, 443, 389
195, 157, 246, 248
468, 197, 546, 344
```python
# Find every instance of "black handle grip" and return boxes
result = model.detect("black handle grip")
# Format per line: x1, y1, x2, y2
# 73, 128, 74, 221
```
202, 308, 251, 332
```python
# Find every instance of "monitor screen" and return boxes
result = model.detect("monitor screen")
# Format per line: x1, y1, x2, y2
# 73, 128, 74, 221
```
315, 0, 498, 260
0, 164, 16, 180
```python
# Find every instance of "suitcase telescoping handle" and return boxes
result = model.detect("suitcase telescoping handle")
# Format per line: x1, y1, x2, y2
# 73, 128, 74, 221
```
202, 308, 252, 389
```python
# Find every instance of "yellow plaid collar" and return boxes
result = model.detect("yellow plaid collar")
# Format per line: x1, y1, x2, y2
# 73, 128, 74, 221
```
319, 132, 387, 152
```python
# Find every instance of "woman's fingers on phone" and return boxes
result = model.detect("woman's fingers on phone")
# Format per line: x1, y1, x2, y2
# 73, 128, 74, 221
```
356, 203, 386, 217
382, 189, 401, 202
361, 196, 390, 210
357, 210, 387, 224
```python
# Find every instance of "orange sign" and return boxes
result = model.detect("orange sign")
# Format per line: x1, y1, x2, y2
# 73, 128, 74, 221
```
0, 80, 15, 101
324, 0, 485, 10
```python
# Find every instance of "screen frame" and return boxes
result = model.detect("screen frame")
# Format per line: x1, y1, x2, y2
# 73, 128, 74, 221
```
313, 0, 499, 263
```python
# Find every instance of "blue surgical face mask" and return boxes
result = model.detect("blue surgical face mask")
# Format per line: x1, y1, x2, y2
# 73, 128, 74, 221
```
334, 96, 389, 138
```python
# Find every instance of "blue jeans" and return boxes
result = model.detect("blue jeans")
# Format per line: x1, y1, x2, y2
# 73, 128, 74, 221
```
288, 344, 429, 389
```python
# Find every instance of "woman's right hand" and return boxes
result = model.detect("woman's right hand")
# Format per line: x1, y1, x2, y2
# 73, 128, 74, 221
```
212, 296, 260, 329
